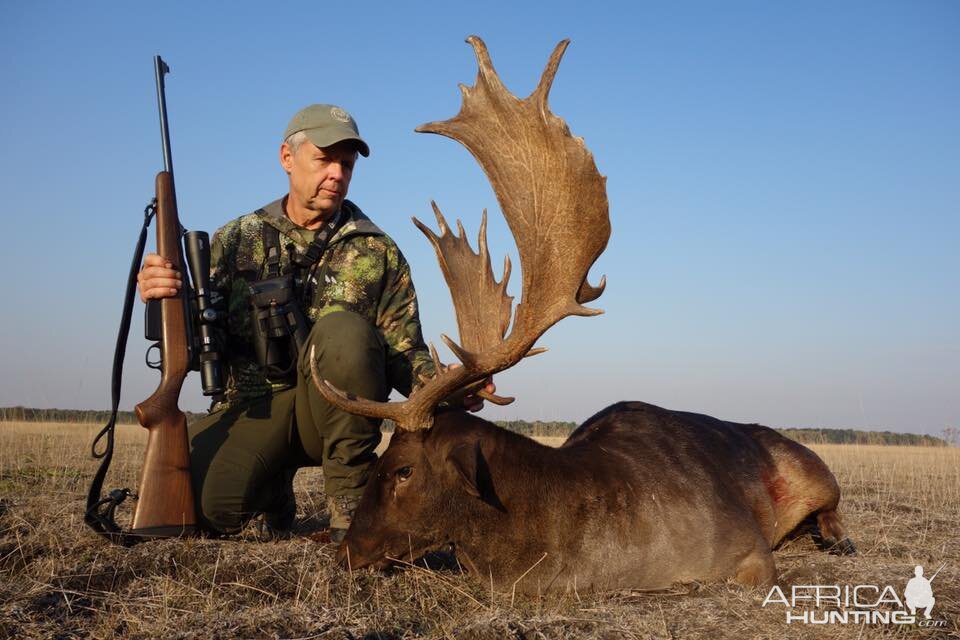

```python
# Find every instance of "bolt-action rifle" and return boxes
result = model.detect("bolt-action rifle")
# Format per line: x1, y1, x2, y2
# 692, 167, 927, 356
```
85, 55, 222, 544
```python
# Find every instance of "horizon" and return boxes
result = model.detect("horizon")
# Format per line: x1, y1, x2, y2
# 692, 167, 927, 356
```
1, 2, 957, 436
0, 405, 954, 444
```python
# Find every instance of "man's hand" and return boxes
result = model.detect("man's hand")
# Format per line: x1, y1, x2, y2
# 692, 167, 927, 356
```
464, 377, 496, 412
445, 363, 495, 413
137, 252, 182, 302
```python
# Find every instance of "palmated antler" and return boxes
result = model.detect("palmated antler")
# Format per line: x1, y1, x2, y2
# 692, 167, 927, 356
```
311, 35, 610, 429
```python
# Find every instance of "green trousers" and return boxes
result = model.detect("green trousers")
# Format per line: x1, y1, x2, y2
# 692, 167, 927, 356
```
188, 310, 388, 535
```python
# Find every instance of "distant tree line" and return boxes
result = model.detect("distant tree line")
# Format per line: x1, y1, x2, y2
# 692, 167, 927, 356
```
495, 420, 579, 438
492, 421, 950, 446
495, 421, 949, 446
775, 427, 947, 447
381, 420, 577, 438
0, 406, 207, 425
1, 406, 952, 446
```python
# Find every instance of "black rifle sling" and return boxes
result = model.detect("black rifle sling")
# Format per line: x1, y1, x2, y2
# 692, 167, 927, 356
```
85, 200, 157, 546
258, 209, 346, 303
259, 208, 282, 280
296, 210, 346, 305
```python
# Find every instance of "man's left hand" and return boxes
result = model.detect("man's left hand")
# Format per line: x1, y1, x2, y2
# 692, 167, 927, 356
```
464, 377, 496, 413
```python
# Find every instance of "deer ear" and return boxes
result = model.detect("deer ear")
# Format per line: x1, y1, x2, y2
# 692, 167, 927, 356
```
446, 441, 482, 498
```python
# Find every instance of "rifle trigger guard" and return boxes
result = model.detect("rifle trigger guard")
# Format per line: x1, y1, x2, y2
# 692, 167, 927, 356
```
146, 342, 162, 369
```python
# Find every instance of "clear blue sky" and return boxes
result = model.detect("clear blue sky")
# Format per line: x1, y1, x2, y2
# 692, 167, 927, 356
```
1, 1, 956, 434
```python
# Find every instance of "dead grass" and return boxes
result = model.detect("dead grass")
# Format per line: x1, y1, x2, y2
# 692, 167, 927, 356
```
1, 422, 957, 639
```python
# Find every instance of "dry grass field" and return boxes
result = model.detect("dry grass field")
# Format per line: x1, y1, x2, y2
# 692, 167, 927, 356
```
0, 421, 956, 639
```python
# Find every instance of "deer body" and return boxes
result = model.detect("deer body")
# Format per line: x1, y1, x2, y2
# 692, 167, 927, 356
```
339, 401, 853, 592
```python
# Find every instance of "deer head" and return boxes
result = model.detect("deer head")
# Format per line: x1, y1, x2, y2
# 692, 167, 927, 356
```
311, 36, 610, 430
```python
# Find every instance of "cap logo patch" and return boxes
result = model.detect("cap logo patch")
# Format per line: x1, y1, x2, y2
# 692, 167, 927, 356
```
330, 107, 351, 123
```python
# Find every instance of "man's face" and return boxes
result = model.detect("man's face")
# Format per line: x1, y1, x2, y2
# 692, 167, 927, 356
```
280, 139, 358, 218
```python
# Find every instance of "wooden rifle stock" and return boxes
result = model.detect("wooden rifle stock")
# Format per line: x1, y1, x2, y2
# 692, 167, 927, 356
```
130, 171, 197, 537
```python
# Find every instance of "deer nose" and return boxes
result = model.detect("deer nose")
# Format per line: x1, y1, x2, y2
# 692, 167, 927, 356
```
336, 537, 371, 569
336, 535, 383, 570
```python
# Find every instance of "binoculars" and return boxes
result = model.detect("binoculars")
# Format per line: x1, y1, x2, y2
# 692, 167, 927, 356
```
248, 274, 310, 382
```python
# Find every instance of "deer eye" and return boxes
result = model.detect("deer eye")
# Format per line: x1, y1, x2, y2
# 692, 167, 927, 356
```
396, 466, 413, 482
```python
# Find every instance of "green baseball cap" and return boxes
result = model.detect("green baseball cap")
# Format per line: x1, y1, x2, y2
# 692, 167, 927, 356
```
283, 104, 370, 157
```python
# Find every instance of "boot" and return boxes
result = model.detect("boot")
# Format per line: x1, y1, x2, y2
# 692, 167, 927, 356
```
327, 494, 359, 543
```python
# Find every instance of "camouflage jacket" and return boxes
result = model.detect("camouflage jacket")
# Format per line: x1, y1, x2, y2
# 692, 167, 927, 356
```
208, 197, 434, 411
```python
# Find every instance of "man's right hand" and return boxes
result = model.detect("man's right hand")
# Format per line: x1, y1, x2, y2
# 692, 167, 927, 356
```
137, 252, 182, 302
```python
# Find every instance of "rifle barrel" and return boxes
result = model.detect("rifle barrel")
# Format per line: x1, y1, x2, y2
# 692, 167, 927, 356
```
154, 56, 173, 175
929, 562, 946, 582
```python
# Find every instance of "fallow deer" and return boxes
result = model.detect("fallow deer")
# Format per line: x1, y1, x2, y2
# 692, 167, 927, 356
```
310, 36, 855, 593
